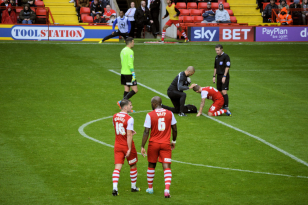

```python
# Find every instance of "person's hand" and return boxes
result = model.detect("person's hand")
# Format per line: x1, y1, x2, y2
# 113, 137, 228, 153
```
150, 20, 153, 23
92, 11, 95, 14
222, 76, 226, 84
173, 14, 177, 17
171, 142, 175, 150
131, 72, 136, 82
112, 31, 115, 35
196, 113, 201, 117
141, 147, 146, 157
162, 16, 165, 19
189, 83, 196, 89
213, 76, 216, 84
132, 130, 136, 135
125, 149, 131, 158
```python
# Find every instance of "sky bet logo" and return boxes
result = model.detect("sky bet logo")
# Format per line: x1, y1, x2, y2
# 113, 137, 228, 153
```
191, 27, 219, 42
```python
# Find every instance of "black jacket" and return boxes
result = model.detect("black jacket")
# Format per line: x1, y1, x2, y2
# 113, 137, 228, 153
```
90, 2, 102, 13
134, 6, 152, 25
168, 72, 190, 92
149, 0, 160, 11
263, 3, 278, 17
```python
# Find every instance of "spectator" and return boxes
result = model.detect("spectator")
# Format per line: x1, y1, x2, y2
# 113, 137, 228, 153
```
9, 0, 16, 7
202, 2, 216, 23
215, 3, 231, 23
103, 4, 116, 21
107, 14, 116, 25
94, 13, 106, 23
149, 0, 160, 34
302, 0, 308, 25
125, 2, 136, 37
278, 0, 289, 9
290, 0, 302, 25
134, 0, 157, 38
1, 4, 17, 23
19, 3, 36, 24
76, 0, 89, 22
90, 0, 102, 19
100, 0, 109, 9
0, 0, 9, 7
277, 7, 293, 25
263, 0, 278, 23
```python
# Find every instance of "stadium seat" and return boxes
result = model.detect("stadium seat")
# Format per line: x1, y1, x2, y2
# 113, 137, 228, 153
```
178, 16, 184, 23
179, 9, 190, 16
35, 1, 44, 6
16, 7, 23, 13
190, 9, 202, 16
176, 2, 186, 9
211, 3, 219, 9
217, 0, 225, 3
81, 14, 90, 22
198, 2, 207, 9
83, 15, 93, 23
187, 2, 197, 9
80, 7, 90, 15
36, 8, 46, 16
230, 16, 237, 23
223, 3, 230, 9
193, 16, 203, 23
183, 16, 193, 23
227, 10, 233, 16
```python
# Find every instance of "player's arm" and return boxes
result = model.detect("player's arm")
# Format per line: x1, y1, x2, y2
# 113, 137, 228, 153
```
175, 7, 180, 17
112, 19, 117, 32
126, 129, 133, 158
141, 114, 151, 157
127, 19, 131, 33
197, 98, 206, 117
213, 67, 217, 84
222, 56, 230, 83
170, 113, 177, 150
178, 74, 189, 91
162, 9, 169, 19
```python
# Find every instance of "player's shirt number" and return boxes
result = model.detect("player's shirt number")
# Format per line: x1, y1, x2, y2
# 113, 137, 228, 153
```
158, 118, 165, 131
116, 122, 126, 135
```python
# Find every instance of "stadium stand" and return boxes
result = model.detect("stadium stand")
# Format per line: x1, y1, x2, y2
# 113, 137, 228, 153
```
43, 0, 78, 24
227, 0, 262, 24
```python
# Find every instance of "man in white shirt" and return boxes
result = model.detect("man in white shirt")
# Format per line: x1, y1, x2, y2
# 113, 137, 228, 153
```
125, 2, 136, 37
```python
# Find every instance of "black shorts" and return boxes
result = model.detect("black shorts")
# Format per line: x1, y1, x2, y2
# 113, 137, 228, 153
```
121, 74, 137, 86
216, 74, 229, 91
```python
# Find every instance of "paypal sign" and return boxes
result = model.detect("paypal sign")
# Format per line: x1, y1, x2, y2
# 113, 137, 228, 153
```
190, 27, 219, 42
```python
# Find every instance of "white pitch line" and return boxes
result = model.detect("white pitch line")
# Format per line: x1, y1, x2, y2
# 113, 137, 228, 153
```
78, 111, 308, 179
109, 69, 308, 168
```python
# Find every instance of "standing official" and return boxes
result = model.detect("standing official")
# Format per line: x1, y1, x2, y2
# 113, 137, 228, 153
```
141, 96, 177, 198
213, 44, 231, 110
112, 99, 140, 196
125, 2, 137, 37
116, 37, 138, 111
162, 66, 196, 117
99, 11, 130, 43
134, 0, 157, 38
148, 0, 160, 34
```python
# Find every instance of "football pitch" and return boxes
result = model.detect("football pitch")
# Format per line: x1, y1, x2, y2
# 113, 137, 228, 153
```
0, 40, 308, 205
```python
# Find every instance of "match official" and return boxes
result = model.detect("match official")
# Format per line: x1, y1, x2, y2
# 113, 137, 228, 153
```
213, 44, 231, 110
162, 66, 196, 117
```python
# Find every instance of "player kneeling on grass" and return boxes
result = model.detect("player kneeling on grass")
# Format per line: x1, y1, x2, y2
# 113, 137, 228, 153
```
193, 85, 231, 117
141, 96, 177, 198
161, 0, 189, 43
112, 99, 140, 196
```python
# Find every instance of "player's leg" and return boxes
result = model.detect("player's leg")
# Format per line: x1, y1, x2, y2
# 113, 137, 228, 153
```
146, 142, 159, 194
161, 91, 180, 113
119, 31, 129, 41
124, 85, 137, 100
208, 98, 231, 116
112, 145, 126, 196
221, 75, 230, 109
159, 143, 172, 198
100, 31, 119, 43
161, 20, 171, 41
176, 21, 189, 42
127, 144, 140, 192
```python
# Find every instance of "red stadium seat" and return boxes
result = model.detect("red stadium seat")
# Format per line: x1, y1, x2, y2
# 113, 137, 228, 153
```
193, 16, 203, 23
223, 3, 230, 9
36, 8, 46, 16
183, 16, 193, 23
190, 9, 202, 16
16, 7, 23, 13
217, 0, 225, 3
226, 9, 233, 16
230, 16, 237, 23
81, 14, 90, 22
80, 7, 90, 14
35, 1, 44, 6
178, 16, 184, 23
211, 3, 219, 9
83, 15, 93, 23
175, 2, 186, 9
198, 2, 207, 9
179, 9, 190, 16
187, 2, 197, 9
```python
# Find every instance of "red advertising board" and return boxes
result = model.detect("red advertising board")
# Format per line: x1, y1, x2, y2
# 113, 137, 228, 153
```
219, 27, 255, 42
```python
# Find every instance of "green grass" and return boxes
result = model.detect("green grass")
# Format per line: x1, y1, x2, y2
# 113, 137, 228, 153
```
0, 41, 308, 205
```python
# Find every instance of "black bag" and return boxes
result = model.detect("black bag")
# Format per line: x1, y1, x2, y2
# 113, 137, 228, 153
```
183, 104, 197, 113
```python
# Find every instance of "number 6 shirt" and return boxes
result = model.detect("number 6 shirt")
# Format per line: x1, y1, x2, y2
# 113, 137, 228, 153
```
113, 112, 134, 146
144, 108, 177, 144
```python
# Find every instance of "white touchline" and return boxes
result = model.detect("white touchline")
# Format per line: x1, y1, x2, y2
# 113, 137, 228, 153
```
78, 111, 308, 179
109, 69, 308, 168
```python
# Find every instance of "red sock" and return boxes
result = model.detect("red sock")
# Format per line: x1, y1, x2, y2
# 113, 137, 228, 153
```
130, 168, 137, 188
164, 168, 172, 190
214, 109, 227, 116
147, 168, 155, 188
182, 31, 188, 40
161, 30, 166, 41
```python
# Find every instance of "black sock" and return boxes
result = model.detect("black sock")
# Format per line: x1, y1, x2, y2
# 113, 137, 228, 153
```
124, 90, 136, 100
223, 94, 229, 108
123, 91, 129, 99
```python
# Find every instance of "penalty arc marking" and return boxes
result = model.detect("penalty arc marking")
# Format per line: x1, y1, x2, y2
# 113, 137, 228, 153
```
78, 111, 308, 179
108, 69, 308, 168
